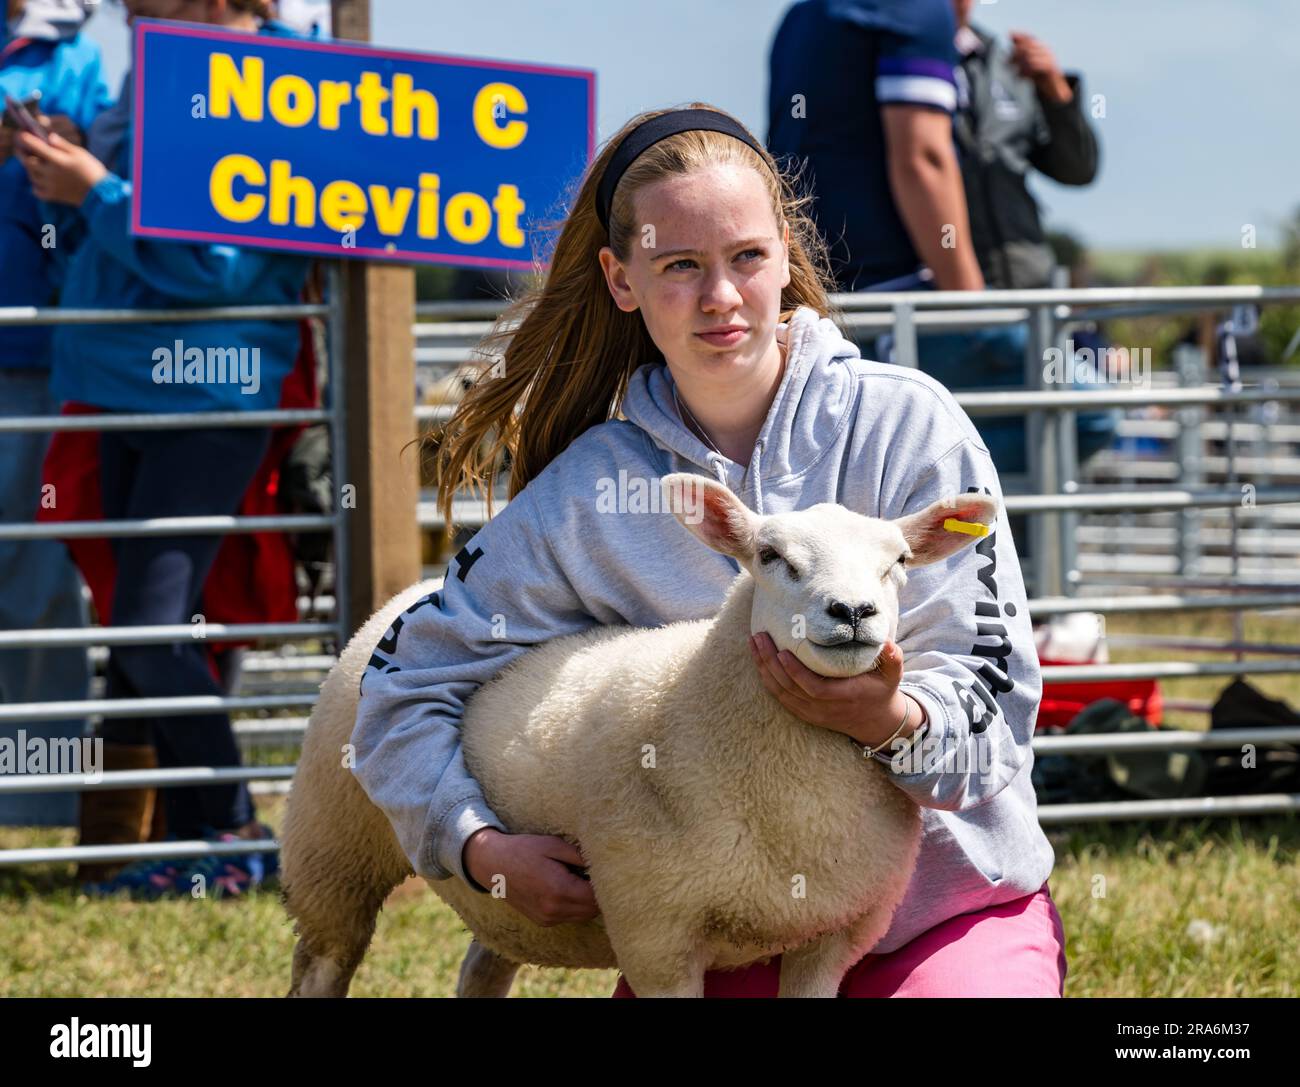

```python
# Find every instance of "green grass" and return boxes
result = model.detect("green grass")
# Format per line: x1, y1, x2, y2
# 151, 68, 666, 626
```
2, 607, 1297, 997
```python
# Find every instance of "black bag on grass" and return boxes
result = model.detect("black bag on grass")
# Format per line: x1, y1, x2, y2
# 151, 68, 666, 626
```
1204, 678, 1300, 796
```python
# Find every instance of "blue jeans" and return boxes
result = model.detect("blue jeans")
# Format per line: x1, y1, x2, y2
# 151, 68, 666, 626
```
0, 368, 91, 827
97, 424, 271, 839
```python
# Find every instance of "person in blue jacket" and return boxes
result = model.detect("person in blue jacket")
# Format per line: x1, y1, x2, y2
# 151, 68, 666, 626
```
0, 0, 111, 827
16, 0, 314, 895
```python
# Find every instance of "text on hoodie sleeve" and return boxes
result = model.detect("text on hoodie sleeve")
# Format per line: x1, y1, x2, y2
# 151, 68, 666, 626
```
872, 436, 1043, 810
349, 482, 598, 886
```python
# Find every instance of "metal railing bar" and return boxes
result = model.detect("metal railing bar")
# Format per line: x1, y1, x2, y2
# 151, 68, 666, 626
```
0, 513, 336, 542
0, 408, 330, 434
957, 387, 1300, 413
0, 622, 335, 650
831, 285, 1300, 310
0, 694, 316, 723
1036, 793, 1300, 824
1035, 727, 1300, 753
0, 837, 279, 868
1007, 488, 1300, 513
0, 766, 296, 794
0, 303, 328, 327
1041, 659, 1300, 682
1028, 592, 1300, 616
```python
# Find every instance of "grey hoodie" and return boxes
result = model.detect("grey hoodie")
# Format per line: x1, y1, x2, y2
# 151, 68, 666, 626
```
351, 305, 1054, 955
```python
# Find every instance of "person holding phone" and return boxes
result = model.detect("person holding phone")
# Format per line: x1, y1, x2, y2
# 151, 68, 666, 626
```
14, 0, 314, 896
0, 0, 111, 827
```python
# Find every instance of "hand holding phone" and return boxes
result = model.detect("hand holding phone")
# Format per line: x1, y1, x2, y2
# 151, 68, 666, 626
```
4, 94, 53, 144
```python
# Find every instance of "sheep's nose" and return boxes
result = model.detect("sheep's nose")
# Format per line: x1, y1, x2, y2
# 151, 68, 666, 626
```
827, 600, 877, 623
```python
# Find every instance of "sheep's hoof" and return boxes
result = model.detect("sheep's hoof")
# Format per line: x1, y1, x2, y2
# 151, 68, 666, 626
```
457, 939, 521, 998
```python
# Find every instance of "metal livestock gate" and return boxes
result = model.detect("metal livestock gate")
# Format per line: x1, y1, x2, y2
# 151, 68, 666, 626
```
3, 282, 1300, 871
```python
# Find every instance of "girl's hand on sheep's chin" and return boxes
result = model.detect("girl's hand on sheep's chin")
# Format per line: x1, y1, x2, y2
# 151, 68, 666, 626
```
463, 828, 600, 927
748, 633, 928, 750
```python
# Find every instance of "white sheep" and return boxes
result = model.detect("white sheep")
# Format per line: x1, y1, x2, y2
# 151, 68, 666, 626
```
280, 473, 998, 997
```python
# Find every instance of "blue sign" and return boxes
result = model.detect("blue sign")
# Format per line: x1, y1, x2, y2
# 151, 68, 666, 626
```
130, 20, 595, 268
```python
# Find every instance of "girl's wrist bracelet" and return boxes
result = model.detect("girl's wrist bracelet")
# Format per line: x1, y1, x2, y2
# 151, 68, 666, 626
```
862, 696, 911, 758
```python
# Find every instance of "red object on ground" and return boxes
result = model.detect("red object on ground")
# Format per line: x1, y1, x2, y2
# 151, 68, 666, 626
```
1036, 655, 1163, 731
36, 319, 319, 651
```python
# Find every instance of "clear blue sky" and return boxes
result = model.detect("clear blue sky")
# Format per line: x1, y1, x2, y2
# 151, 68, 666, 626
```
85, 0, 1298, 251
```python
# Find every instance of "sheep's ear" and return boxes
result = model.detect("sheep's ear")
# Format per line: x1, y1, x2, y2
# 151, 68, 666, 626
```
661, 472, 758, 561
894, 493, 999, 567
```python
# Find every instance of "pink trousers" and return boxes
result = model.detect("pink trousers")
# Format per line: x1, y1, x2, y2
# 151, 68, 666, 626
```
611, 881, 1067, 997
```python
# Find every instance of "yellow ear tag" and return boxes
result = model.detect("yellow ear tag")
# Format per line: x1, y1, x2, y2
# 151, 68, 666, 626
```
943, 518, 989, 537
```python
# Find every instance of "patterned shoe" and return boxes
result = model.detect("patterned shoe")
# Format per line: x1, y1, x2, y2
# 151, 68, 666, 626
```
81, 854, 187, 899
178, 827, 280, 899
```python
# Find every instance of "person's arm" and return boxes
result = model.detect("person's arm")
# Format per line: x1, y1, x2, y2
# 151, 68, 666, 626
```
881, 104, 985, 291
351, 481, 598, 890
1010, 32, 1099, 186
76, 172, 294, 300
15, 132, 293, 301
873, 4, 984, 291
1026, 72, 1099, 186
867, 435, 1042, 809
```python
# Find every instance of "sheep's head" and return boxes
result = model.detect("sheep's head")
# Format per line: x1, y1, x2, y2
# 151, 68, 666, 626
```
662, 472, 999, 679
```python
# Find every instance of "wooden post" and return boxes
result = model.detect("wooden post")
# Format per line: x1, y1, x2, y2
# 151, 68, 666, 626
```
331, 0, 420, 636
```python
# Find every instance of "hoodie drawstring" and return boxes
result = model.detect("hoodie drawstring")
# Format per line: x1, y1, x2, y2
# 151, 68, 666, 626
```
706, 439, 765, 515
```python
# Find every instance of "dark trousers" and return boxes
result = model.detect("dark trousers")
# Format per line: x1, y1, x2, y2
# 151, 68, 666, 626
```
98, 426, 271, 839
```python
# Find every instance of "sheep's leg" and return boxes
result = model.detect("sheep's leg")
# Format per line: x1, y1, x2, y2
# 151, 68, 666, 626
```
606, 924, 709, 998
618, 961, 708, 999
777, 908, 895, 998
456, 940, 521, 998
281, 794, 411, 997
286, 874, 404, 997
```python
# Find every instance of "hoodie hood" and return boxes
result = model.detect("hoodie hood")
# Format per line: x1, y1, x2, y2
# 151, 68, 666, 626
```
620, 306, 861, 515
7, 0, 94, 43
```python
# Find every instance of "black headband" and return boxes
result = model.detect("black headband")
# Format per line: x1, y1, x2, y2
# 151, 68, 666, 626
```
595, 108, 772, 235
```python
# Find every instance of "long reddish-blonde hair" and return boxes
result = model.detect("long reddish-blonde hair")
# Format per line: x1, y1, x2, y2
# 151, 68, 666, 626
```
430, 102, 836, 530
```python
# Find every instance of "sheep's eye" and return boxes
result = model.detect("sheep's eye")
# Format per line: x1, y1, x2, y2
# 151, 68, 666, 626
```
758, 547, 799, 580
897, 553, 907, 566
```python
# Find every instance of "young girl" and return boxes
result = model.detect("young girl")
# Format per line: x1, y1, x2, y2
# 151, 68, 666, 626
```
352, 103, 1067, 997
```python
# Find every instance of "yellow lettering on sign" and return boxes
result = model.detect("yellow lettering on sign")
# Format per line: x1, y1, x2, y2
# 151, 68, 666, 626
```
369, 185, 415, 236
391, 74, 438, 139
267, 74, 316, 127
473, 82, 527, 149
356, 71, 390, 136
317, 80, 353, 130
209, 154, 266, 222
268, 159, 316, 227
320, 179, 368, 232
492, 183, 525, 247
417, 173, 440, 238
209, 53, 264, 121
444, 192, 492, 244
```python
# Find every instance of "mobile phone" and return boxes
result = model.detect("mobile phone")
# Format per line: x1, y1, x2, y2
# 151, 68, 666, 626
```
0, 91, 41, 127
3, 93, 52, 143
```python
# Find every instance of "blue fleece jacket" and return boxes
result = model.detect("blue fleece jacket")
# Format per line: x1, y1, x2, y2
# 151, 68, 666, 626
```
48, 20, 312, 412
0, 13, 112, 368
350, 306, 1055, 956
